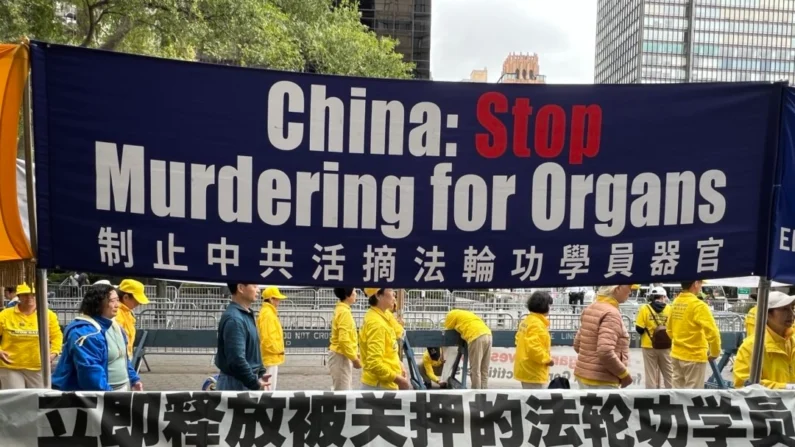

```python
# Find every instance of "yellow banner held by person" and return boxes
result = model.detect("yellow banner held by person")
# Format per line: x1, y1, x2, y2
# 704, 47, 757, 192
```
0, 44, 34, 284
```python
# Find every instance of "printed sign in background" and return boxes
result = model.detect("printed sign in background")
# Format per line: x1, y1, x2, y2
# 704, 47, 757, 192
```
32, 42, 782, 287
1, 388, 792, 446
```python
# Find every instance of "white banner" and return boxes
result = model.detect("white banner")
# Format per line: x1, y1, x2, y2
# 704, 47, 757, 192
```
485, 347, 735, 389
1, 387, 793, 446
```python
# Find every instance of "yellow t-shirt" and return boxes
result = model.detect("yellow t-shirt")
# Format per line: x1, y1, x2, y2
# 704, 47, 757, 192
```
444, 310, 491, 343
360, 307, 402, 389
257, 302, 285, 367
635, 303, 672, 349
115, 303, 136, 359
329, 302, 358, 360
514, 313, 551, 384
0, 306, 63, 370
734, 327, 795, 389
666, 292, 721, 362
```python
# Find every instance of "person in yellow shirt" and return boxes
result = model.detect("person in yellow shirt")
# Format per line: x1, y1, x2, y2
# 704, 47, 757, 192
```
328, 287, 362, 391
666, 280, 721, 389
0, 283, 63, 389
745, 293, 758, 335
515, 291, 554, 389
444, 309, 492, 389
420, 347, 446, 389
359, 288, 410, 390
115, 279, 150, 361
365, 288, 404, 338
257, 286, 286, 390
634, 286, 673, 388
734, 291, 795, 389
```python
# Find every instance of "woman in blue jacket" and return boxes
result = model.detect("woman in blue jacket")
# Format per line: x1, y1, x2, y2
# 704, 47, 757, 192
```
52, 284, 143, 391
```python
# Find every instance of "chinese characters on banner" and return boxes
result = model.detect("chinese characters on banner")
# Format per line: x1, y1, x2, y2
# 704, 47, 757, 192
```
31, 42, 782, 286
96, 229, 727, 286
17, 389, 795, 447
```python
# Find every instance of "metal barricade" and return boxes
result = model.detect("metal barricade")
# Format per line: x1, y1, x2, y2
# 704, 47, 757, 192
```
714, 313, 744, 332
50, 306, 81, 326
279, 311, 328, 330
134, 309, 218, 355
177, 285, 227, 300
166, 310, 219, 330
179, 297, 228, 312
48, 284, 82, 298
547, 313, 581, 331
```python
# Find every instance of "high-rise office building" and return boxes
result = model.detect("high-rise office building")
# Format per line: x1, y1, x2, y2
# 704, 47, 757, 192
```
497, 53, 547, 84
464, 68, 489, 82
356, 0, 432, 79
595, 0, 795, 84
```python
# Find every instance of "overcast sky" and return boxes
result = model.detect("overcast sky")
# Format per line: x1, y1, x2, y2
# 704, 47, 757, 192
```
430, 0, 597, 84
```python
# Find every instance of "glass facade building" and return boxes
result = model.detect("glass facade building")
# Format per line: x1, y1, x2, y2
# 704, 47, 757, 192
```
595, 0, 795, 83
357, 0, 432, 79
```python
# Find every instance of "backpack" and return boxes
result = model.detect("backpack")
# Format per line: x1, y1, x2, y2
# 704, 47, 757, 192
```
646, 305, 672, 350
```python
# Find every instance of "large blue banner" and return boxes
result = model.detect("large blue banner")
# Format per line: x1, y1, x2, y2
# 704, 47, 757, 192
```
31, 43, 782, 287
770, 88, 795, 284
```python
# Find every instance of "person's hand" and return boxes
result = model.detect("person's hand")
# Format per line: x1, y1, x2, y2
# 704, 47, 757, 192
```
352, 358, 362, 369
547, 360, 555, 367
132, 381, 144, 391
438, 381, 447, 388
396, 316, 405, 326
258, 374, 272, 390
619, 374, 633, 388
401, 365, 408, 378
395, 375, 411, 390
708, 356, 718, 362
50, 353, 58, 362
0, 350, 12, 364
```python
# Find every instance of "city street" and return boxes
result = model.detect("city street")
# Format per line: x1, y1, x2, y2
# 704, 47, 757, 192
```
139, 353, 360, 392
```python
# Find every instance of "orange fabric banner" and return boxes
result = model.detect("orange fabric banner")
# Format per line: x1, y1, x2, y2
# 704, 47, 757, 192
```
0, 44, 32, 262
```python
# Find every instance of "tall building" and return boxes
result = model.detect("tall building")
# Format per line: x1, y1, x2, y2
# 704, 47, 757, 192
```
464, 68, 488, 82
497, 53, 547, 84
355, 0, 432, 79
594, 0, 795, 84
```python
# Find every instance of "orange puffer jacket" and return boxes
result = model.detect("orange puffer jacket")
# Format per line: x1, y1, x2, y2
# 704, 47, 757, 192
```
573, 301, 630, 384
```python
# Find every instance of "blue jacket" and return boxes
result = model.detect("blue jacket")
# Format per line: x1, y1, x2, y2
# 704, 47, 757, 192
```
215, 302, 265, 390
52, 315, 140, 391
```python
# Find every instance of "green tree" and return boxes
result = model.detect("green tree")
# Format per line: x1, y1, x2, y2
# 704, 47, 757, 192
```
0, 0, 413, 78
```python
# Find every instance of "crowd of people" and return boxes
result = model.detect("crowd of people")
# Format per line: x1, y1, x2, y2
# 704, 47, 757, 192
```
0, 279, 792, 391
214, 284, 495, 391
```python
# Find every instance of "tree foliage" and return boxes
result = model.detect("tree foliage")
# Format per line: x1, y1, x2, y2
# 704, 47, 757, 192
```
0, 0, 413, 78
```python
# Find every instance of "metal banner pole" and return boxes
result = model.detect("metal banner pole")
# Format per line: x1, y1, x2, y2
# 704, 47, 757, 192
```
35, 269, 51, 387
22, 61, 50, 387
748, 277, 771, 384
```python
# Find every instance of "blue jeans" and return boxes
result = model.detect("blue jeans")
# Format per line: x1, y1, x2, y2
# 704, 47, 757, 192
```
216, 373, 251, 391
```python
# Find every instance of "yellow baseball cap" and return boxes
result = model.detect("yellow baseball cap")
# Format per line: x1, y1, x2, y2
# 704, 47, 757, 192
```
16, 283, 34, 295
363, 288, 382, 298
118, 279, 149, 304
262, 287, 287, 300
630, 284, 641, 290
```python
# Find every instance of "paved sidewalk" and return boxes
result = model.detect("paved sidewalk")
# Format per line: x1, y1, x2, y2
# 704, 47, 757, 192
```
138, 354, 363, 392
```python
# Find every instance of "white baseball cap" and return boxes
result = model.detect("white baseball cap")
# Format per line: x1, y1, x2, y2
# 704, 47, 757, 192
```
649, 286, 667, 296
767, 291, 795, 310
93, 280, 111, 286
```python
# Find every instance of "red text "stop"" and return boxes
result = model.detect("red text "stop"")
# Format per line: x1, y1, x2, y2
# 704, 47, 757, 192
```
475, 92, 603, 164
